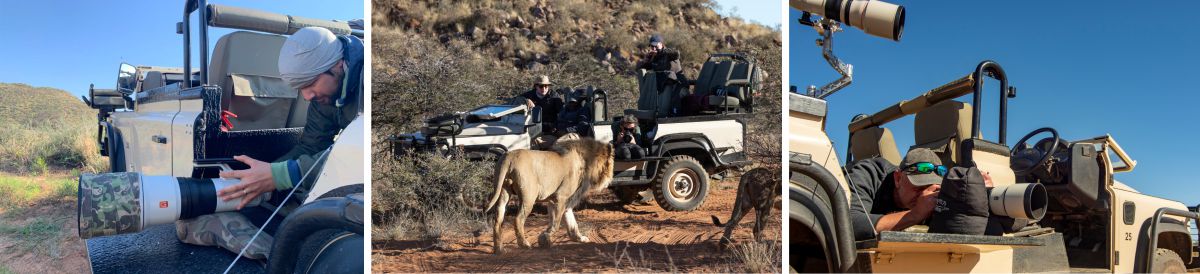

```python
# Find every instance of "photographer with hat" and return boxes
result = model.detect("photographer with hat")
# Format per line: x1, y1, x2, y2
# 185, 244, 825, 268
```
520, 75, 564, 149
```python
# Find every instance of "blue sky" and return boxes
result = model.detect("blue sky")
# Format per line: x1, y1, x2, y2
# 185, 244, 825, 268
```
0, 0, 363, 99
713, 0, 782, 29
790, 2, 1200, 205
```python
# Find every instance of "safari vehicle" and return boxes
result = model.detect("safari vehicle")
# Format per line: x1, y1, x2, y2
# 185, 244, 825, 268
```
789, 1, 1199, 272
80, 1, 364, 273
390, 53, 761, 211
789, 61, 1200, 272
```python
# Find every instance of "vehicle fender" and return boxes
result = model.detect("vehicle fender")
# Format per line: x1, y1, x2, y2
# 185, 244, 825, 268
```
653, 133, 720, 168
462, 144, 508, 161
789, 183, 833, 261
1141, 217, 1194, 265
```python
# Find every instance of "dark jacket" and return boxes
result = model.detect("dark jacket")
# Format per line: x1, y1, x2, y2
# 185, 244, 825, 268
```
846, 157, 904, 241
520, 89, 562, 134
270, 34, 364, 190
638, 48, 683, 82
556, 104, 589, 134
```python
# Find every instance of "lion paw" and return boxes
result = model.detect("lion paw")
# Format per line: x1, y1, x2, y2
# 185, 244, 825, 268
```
538, 234, 553, 248
576, 235, 590, 243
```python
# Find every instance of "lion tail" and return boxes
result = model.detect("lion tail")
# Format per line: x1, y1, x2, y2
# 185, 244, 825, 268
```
484, 154, 512, 213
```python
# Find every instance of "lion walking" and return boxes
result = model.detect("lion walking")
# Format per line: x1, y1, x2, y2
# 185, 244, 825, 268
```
484, 139, 614, 254
711, 167, 781, 245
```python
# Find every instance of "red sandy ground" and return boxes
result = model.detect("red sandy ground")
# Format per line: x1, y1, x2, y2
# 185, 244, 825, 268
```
372, 178, 782, 272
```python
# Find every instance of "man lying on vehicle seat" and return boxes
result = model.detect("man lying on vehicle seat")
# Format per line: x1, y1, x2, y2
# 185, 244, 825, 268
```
845, 148, 945, 240
613, 114, 645, 160
174, 26, 364, 260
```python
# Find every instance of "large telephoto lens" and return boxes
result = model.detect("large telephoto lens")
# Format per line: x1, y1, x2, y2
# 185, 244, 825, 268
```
790, 0, 905, 41
987, 183, 1048, 221
78, 172, 267, 239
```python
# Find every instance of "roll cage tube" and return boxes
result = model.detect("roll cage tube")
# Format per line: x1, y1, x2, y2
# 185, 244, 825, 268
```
790, 152, 855, 272
846, 60, 1017, 142
183, 0, 210, 88
969, 60, 1012, 144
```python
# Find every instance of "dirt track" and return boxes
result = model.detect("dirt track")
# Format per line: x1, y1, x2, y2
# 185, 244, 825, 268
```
372, 177, 782, 272
0, 199, 90, 273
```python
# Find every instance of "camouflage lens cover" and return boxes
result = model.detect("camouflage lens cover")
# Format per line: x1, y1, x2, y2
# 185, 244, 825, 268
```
78, 172, 143, 239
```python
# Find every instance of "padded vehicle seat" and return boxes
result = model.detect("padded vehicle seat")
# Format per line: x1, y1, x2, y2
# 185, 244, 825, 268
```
706, 61, 756, 112
636, 72, 684, 117
142, 71, 166, 91
851, 126, 902, 166
912, 101, 973, 167
209, 31, 309, 131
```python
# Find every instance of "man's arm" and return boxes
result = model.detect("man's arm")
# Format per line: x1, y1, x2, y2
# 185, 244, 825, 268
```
874, 184, 939, 232
846, 158, 889, 240
270, 103, 338, 190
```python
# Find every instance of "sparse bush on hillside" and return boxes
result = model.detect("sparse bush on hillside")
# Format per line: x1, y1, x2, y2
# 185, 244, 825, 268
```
372, 151, 494, 241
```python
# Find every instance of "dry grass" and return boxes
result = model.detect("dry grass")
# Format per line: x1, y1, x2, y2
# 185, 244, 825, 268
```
729, 241, 783, 273
0, 83, 107, 174
594, 242, 679, 272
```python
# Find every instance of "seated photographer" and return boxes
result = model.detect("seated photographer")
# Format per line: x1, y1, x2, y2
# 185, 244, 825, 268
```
556, 96, 591, 136
613, 114, 644, 160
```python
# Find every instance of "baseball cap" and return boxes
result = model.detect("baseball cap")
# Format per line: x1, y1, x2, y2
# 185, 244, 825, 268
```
900, 148, 944, 187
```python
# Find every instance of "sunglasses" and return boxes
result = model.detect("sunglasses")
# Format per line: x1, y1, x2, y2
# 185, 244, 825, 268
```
903, 162, 947, 176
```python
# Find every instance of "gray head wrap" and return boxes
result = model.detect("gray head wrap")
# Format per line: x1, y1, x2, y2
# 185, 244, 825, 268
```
278, 27, 343, 90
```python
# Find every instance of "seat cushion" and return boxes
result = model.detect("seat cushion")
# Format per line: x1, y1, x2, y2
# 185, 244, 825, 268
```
707, 95, 740, 109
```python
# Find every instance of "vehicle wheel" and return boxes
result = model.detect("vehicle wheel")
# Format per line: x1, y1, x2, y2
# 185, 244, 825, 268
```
107, 127, 125, 172
1151, 248, 1187, 273
291, 229, 363, 274
652, 156, 709, 211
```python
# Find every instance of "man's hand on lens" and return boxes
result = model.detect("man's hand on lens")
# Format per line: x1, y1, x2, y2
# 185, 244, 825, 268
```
217, 155, 276, 210
913, 184, 942, 219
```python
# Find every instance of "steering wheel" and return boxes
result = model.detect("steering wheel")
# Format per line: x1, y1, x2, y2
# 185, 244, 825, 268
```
1010, 127, 1061, 176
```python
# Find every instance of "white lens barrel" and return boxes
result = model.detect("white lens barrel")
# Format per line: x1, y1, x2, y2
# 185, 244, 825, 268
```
138, 176, 269, 227
988, 183, 1048, 220
790, 0, 905, 41
141, 175, 183, 227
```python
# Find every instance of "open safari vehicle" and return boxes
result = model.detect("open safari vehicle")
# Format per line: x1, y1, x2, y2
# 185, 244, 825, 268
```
789, 61, 1200, 273
390, 53, 761, 211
